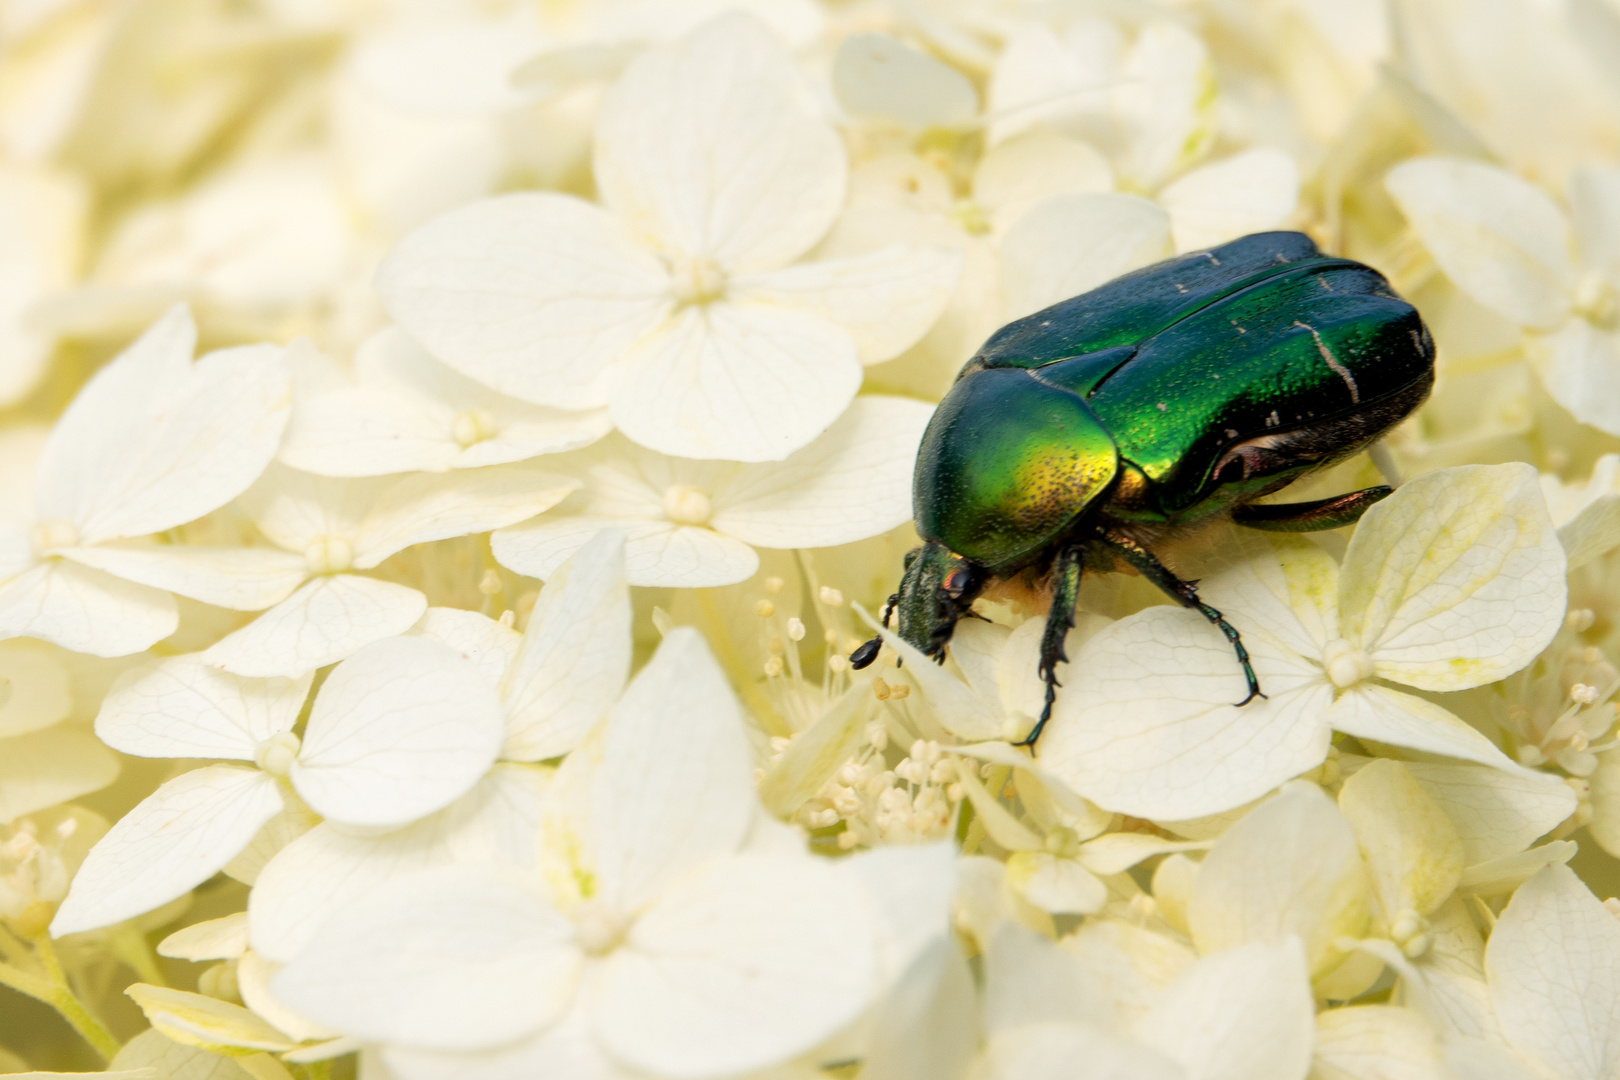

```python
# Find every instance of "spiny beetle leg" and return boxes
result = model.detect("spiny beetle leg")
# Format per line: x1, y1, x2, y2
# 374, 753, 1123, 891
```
1094, 529, 1266, 708
1231, 485, 1392, 533
1013, 544, 1084, 750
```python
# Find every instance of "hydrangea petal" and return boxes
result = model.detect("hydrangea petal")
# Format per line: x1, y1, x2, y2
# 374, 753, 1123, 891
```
51, 766, 282, 936
709, 396, 933, 548
831, 32, 977, 129
1534, 319, 1620, 437
1485, 866, 1620, 1080
376, 192, 670, 410
1000, 193, 1173, 320
1339, 463, 1566, 690
980, 1024, 1182, 1080
1401, 762, 1579, 865
412, 607, 520, 689
1188, 784, 1371, 976
1338, 760, 1465, 921
732, 245, 961, 365
97, 655, 310, 761
596, 853, 875, 1077
1569, 165, 1620, 282
0, 560, 177, 657
1311, 1005, 1446, 1080
609, 303, 862, 462
0, 726, 118, 824
0, 639, 70, 738
1042, 607, 1333, 819
60, 544, 308, 611
1385, 157, 1574, 331
502, 530, 630, 762
272, 867, 581, 1052
495, 516, 759, 588
292, 636, 504, 828
972, 132, 1113, 232
1158, 148, 1300, 254
380, 1002, 625, 1080
1328, 685, 1518, 771
584, 628, 753, 912
351, 465, 580, 566
202, 575, 427, 678
594, 12, 845, 275
1199, 537, 1340, 660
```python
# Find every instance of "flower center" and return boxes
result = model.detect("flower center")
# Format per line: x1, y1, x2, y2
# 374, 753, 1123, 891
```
31, 519, 78, 555
950, 198, 991, 236
661, 484, 712, 526
304, 536, 354, 574
1574, 272, 1619, 330
1389, 908, 1432, 958
573, 899, 628, 956
1322, 638, 1375, 689
451, 408, 498, 448
253, 731, 301, 777
669, 256, 727, 306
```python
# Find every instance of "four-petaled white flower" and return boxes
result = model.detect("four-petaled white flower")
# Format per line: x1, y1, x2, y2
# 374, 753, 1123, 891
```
376, 13, 960, 463
1042, 464, 1567, 819
52, 635, 505, 935
273, 628, 891, 1079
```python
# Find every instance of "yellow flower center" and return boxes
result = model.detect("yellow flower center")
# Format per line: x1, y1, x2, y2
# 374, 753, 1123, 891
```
451, 408, 498, 448
1322, 638, 1375, 690
573, 899, 628, 956
1574, 272, 1619, 330
669, 256, 727, 306
662, 484, 712, 526
31, 519, 79, 554
304, 536, 354, 574
253, 731, 301, 777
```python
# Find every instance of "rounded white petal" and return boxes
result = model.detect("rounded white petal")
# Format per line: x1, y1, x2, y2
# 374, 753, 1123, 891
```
596, 854, 876, 1078
381, 1000, 627, 1080
412, 607, 520, 689
1198, 538, 1340, 662
293, 636, 504, 828
1000, 193, 1173, 320
832, 33, 977, 129
586, 628, 754, 912
1135, 939, 1315, 1080
0, 560, 177, 657
1111, 23, 1214, 191
1312, 1006, 1446, 1080
0, 167, 82, 408
496, 515, 759, 589
1402, 762, 1579, 866
202, 575, 428, 678
351, 15, 546, 114
973, 132, 1114, 232
1385, 157, 1574, 331
594, 12, 845, 274
159, 913, 250, 961
59, 544, 308, 611
272, 868, 581, 1052
50, 766, 282, 936
733, 245, 962, 365
376, 193, 670, 409
609, 304, 862, 462
1570, 165, 1620, 282
0, 726, 118, 824
251, 767, 545, 963
1485, 866, 1620, 1080
979, 1024, 1182, 1080
1188, 784, 1371, 977
1338, 760, 1466, 922
1327, 685, 1520, 770
1158, 148, 1300, 253
1533, 320, 1620, 437
1041, 607, 1333, 819
0, 639, 70, 738
353, 465, 579, 567
37, 311, 291, 542
502, 530, 631, 761
1339, 463, 1566, 691
710, 395, 933, 549
97, 655, 310, 761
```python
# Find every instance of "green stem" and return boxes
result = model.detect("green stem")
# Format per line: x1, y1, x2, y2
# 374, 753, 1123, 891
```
0, 949, 121, 1061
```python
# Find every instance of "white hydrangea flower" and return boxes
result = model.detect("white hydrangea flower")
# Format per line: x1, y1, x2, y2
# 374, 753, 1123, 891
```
246, 532, 631, 964
199, 461, 577, 677
1386, 156, 1620, 435
376, 13, 960, 462
273, 629, 894, 1080
1043, 464, 1567, 819
51, 635, 505, 936
278, 327, 611, 477
0, 640, 118, 824
491, 395, 931, 587
0, 304, 292, 657
0, 165, 83, 407
1541, 452, 1620, 568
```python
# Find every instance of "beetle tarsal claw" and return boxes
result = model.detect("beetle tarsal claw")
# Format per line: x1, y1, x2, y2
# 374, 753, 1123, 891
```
848, 637, 883, 669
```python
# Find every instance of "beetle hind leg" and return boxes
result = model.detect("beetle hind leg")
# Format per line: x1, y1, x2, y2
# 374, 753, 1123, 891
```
1232, 485, 1392, 532
1094, 529, 1266, 708
1012, 545, 1084, 750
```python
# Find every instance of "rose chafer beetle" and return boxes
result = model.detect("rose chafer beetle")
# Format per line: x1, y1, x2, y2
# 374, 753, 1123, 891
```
850, 231, 1435, 746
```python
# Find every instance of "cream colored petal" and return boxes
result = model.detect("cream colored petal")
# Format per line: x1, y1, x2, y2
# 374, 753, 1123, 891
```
411, 607, 520, 689
1041, 607, 1333, 820
1402, 761, 1578, 865
1570, 165, 1620, 281
594, 13, 845, 274
201, 575, 427, 678
831, 33, 977, 129
1338, 760, 1465, 921
0, 639, 70, 738
608, 304, 862, 462
0, 725, 118, 824
96, 655, 310, 761
495, 516, 760, 588
1532, 320, 1620, 438
1556, 489, 1620, 569
1340, 463, 1566, 690
159, 913, 249, 962
1188, 783, 1371, 977
1199, 537, 1341, 660
974, 132, 1113, 232
1385, 157, 1574, 331
1327, 686, 1518, 771
1007, 852, 1107, 916
1158, 148, 1300, 254
0, 560, 177, 657
375, 193, 670, 410
60, 544, 307, 611
351, 465, 578, 567
1000, 193, 1173, 319
1311, 1006, 1447, 1080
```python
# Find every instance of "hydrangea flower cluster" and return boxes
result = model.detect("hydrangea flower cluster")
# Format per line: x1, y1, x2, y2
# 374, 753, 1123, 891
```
1, 3, 1618, 1079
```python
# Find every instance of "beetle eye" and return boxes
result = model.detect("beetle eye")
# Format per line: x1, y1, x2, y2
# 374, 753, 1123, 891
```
941, 567, 970, 597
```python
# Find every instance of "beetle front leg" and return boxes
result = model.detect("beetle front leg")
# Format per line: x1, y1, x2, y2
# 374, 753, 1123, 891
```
1093, 529, 1265, 708
1012, 544, 1084, 750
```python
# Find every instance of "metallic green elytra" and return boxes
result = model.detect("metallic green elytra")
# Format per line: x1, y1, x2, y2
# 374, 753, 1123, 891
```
850, 231, 1435, 746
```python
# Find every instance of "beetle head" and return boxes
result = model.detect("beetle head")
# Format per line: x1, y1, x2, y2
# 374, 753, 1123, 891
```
849, 541, 981, 669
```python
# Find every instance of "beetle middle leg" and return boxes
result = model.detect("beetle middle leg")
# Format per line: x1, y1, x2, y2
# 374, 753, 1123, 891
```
1231, 485, 1392, 532
1012, 543, 1084, 749
1092, 529, 1265, 708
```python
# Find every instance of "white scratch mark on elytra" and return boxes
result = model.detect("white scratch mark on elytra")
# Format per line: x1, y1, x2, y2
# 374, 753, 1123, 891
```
1294, 320, 1359, 404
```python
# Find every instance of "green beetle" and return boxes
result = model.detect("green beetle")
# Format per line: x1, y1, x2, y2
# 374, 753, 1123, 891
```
850, 231, 1434, 746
